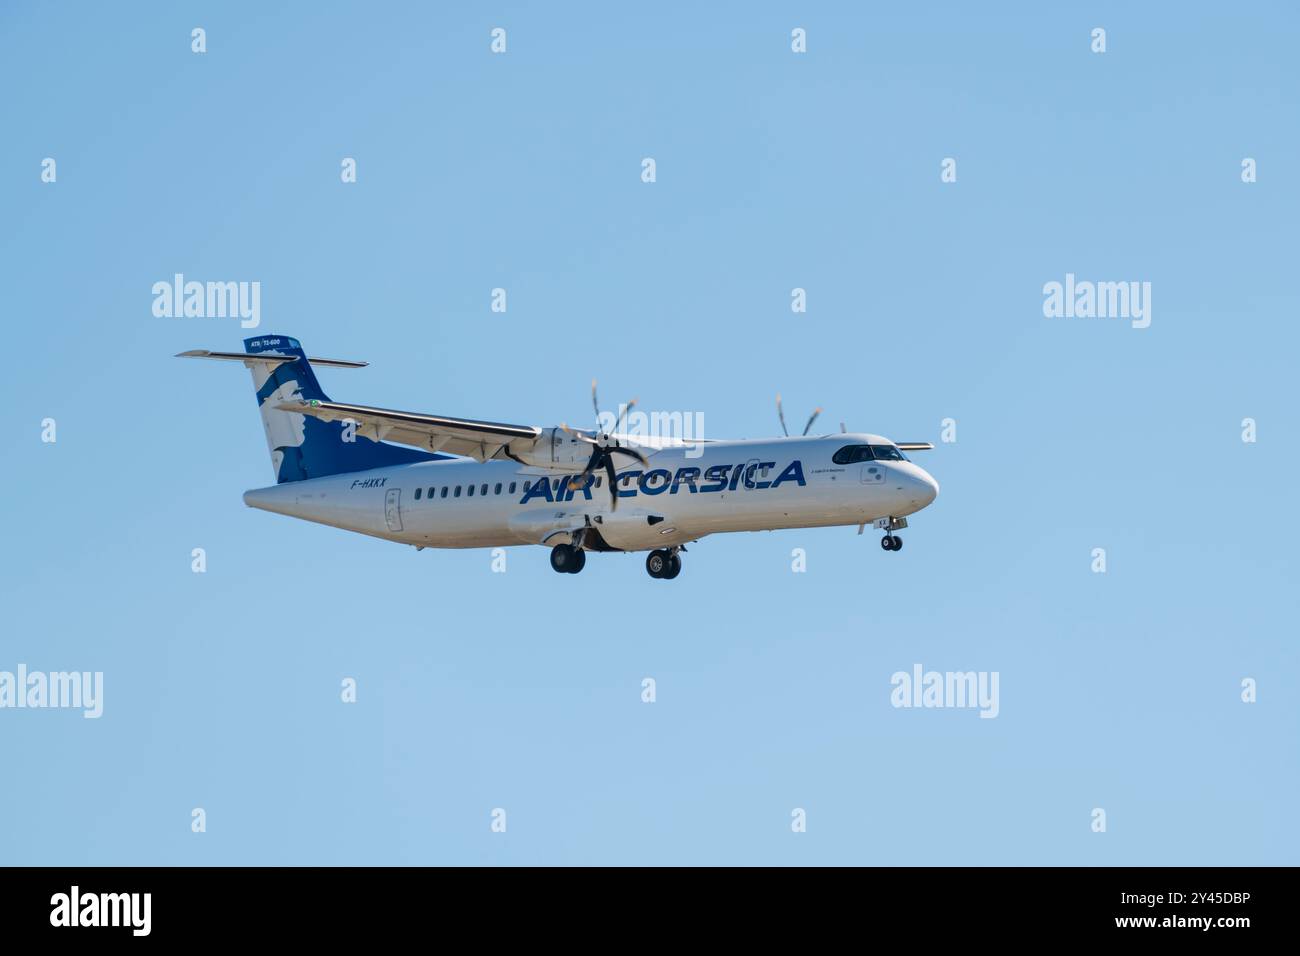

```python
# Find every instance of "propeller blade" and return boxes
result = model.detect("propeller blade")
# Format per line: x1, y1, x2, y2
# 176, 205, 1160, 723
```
569, 446, 605, 489
801, 407, 823, 436
559, 423, 598, 444
591, 379, 601, 429
611, 398, 637, 435
840, 422, 847, 433
776, 393, 789, 437
608, 445, 648, 466
604, 457, 619, 510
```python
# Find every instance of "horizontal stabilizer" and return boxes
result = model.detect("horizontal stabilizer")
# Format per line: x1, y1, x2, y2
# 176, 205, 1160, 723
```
176, 349, 368, 369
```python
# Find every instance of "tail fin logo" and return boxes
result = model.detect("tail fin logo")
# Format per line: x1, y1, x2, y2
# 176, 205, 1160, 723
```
187, 334, 447, 484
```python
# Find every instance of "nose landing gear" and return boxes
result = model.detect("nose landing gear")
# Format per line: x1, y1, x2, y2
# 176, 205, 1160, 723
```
873, 516, 907, 553
646, 547, 682, 579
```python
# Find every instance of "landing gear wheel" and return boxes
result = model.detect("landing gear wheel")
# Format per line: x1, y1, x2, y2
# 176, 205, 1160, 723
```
881, 535, 902, 551
662, 554, 682, 579
550, 544, 583, 573
890, 535, 902, 551
646, 549, 668, 578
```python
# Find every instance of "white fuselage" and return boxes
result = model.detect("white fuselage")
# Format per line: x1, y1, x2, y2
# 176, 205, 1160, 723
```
242, 433, 939, 553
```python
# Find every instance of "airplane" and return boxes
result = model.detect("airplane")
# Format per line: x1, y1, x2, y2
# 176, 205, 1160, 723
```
179, 335, 940, 579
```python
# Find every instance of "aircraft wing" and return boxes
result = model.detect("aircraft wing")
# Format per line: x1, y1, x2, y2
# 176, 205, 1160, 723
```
278, 399, 542, 462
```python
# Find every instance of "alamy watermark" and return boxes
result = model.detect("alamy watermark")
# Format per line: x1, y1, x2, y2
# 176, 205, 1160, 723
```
0, 665, 103, 718
50, 886, 150, 936
599, 405, 706, 458
152, 273, 260, 328
1042, 273, 1151, 329
890, 664, 999, 719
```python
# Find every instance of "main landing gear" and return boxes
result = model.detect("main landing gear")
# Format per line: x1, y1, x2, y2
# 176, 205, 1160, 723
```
551, 542, 684, 579
880, 534, 903, 551
549, 543, 587, 574
645, 548, 682, 580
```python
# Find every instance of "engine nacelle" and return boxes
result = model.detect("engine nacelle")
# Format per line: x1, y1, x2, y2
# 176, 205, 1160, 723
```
506, 427, 594, 470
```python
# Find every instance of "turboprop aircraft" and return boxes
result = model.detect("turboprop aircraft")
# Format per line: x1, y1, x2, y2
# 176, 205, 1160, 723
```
179, 335, 939, 579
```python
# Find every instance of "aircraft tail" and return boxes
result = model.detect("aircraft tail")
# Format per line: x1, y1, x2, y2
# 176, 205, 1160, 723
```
181, 334, 442, 483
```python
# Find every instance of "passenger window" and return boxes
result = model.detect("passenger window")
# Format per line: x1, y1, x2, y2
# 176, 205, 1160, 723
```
481, 484, 488, 495
427, 487, 434, 498
509, 482, 517, 494
595, 477, 602, 488
494, 483, 502, 495
440, 487, 448, 499
414, 487, 422, 500
467, 484, 475, 496
454, 486, 461, 498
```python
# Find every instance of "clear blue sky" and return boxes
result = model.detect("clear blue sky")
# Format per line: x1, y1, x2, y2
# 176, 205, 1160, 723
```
2, 2, 1296, 865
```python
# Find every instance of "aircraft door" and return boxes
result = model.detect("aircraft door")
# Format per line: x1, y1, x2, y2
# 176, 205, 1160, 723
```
384, 488, 403, 532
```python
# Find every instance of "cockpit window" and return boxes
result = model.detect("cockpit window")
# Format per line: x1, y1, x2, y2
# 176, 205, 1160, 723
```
832, 444, 909, 464
869, 444, 908, 461
832, 445, 872, 464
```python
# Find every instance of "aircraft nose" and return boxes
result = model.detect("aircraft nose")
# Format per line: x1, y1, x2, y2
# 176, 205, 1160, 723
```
912, 469, 939, 507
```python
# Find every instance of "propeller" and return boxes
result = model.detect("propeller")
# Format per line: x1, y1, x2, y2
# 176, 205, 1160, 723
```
561, 380, 649, 510
776, 393, 822, 437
